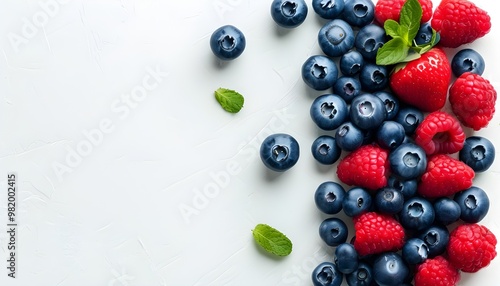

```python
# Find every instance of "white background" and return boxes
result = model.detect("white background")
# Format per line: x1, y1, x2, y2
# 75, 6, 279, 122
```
0, 0, 499, 285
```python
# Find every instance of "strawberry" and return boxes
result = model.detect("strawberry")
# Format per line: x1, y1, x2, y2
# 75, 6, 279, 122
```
414, 256, 461, 286
374, 0, 433, 25
336, 144, 390, 191
417, 154, 474, 198
449, 72, 497, 131
389, 48, 451, 112
353, 212, 406, 256
431, 0, 491, 48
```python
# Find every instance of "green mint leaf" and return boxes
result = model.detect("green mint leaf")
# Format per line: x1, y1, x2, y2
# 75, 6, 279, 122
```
252, 224, 292, 256
384, 20, 401, 38
399, 0, 423, 43
214, 88, 244, 113
376, 37, 410, 66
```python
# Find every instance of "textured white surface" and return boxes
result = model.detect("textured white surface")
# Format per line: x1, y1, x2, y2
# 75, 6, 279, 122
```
0, 0, 499, 285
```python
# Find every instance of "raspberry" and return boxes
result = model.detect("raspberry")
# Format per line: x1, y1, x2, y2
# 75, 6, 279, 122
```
414, 111, 465, 155
431, 0, 491, 48
447, 223, 497, 273
450, 72, 497, 131
414, 256, 461, 286
417, 154, 474, 198
353, 212, 405, 256
336, 144, 389, 191
374, 0, 433, 25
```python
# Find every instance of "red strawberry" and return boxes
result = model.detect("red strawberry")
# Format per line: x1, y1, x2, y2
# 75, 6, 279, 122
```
417, 154, 474, 198
414, 111, 465, 155
449, 72, 497, 131
375, 0, 433, 25
336, 144, 389, 191
431, 0, 491, 48
390, 48, 451, 112
447, 223, 497, 273
353, 212, 405, 256
414, 256, 461, 286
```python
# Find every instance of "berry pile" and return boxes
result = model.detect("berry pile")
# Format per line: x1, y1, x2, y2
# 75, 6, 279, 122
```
256, 0, 498, 285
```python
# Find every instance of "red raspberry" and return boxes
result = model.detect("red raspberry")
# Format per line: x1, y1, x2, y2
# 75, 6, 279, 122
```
449, 72, 497, 131
353, 212, 405, 256
447, 223, 497, 273
417, 154, 474, 198
374, 0, 433, 25
414, 256, 461, 286
336, 144, 389, 191
414, 111, 465, 155
431, 0, 491, 48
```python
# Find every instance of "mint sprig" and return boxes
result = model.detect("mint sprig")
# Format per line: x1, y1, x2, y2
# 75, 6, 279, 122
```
252, 224, 292, 256
214, 87, 244, 113
376, 0, 440, 66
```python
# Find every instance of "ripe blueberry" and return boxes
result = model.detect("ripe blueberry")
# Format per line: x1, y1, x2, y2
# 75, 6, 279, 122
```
259, 133, 300, 172
394, 106, 423, 135
311, 135, 342, 165
335, 121, 365, 151
374, 187, 404, 215
271, 0, 308, 28
318, 19, 355, 57
389, 143, 427, 180
433, 197, 461, 225
310, 94, 348, 130
454, 186, 490, 223
402, 238, 428, 265
372, 252, 409, 286
343, 187, 373, 217
314, 181, 345, 215
312, 0, 345, 19
399, 197, 435, 231
418, 225, 449, 258
302, 55, 339, 90
359, 63, 388, 92
342, 0, 374, 27
335, 243, 359, 274
210, 25, 246, 60
319, 217, 348, 246
354, 24, 387, 60
340, 50, 364, 76
451, 48, 486, 77
312, 262, 343, 286
376, 121, 406, 150
349, 93, 386, 130
459, 136, 495, 173
333, 76, 361, 103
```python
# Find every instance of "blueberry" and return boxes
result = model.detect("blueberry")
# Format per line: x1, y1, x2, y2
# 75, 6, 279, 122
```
311, 135, 342, 165
335, 243, 359, 274
454, 186, 490, 223
343, 187, 373, 217
459, 136, 495, 172
451, 48, 486, 77
319, 217, 349, 246
346, 262, 373, 286
209, 25, 246, 60
312, 0, 345, 19
373, 91, 400, 120
318, 19, 355, 57
310, 94, 348, 130
349, 93, 386, 130
302, 55, 339, 90
399, 197, 435, 231
376, 121, 406, 150
374, 187, 404, 215
354, 24, 387, 60
342, 0, 374, 27
259, 133, 300, 172
333, 76, 361, 103
394, 106, 423, 135
414, 22, 434, 46
340, 50, 364, 76
359, 63, 389, 92
402, 238, 428, 265
387, 175, 417, 199
312, 262, 343, 286
271, 0, 308, 28
314, 181, 346, 214
433, 197, 461, 225
372, 252, 409, 286
389, 143, 427, 180
335, 121, 365, 152
418, 225, 449, 258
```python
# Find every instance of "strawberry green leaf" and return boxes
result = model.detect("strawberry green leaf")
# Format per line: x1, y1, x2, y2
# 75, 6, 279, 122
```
376, 37, 409, 66
214, 88, 244, 113
252, 224, 292, 256
384, 20, 401, 39
399, 0, 423, 43
401, 51, 421, 62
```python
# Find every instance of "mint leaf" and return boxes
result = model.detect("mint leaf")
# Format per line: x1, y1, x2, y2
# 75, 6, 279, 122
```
376, 38, 409, 65
252, 224, 292, 256
384, 20, 401, 38
399, 0, 422, 42
214, 88, 244, 113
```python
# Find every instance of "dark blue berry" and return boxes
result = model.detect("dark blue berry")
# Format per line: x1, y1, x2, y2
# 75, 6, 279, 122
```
333, 76, 361, 103
376, 121, 406, 150
335, 122, 365, 152
372, 252, 409, 286
343, 187, 372, 217
399, 197, 435, 231
318, 19, 355, 57
459, 136, 495, 173
374, 187, 404, 215
418, 225, 449, 258
335, 243, 359, 274
340, 50, 364, 76
210, 25, 246, 60
312, 0, 345, 19
310, 94, 348, 130
373, 91, 400, 120
454, 186, 490, 223
414, 22, 434, 46
342, 0, 374, 27
312, 262, 343, 286
394, 106, 423, 135
354, 24, 387, 60
433, 197, 461, 225
271, 0, 308, 28
259, 133, 300, 172
389, 143, 427, 180
402, 238, 428, 265
314, 181, 346, 214
387, 175, 418, 199
312, 135, 342, 165
302, 55, 339, 90
349, 93, 386, 130
451, 48, 486, 77
319, 217, 348, 246
359, 63, 389, 92
346, 262, 373, 286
